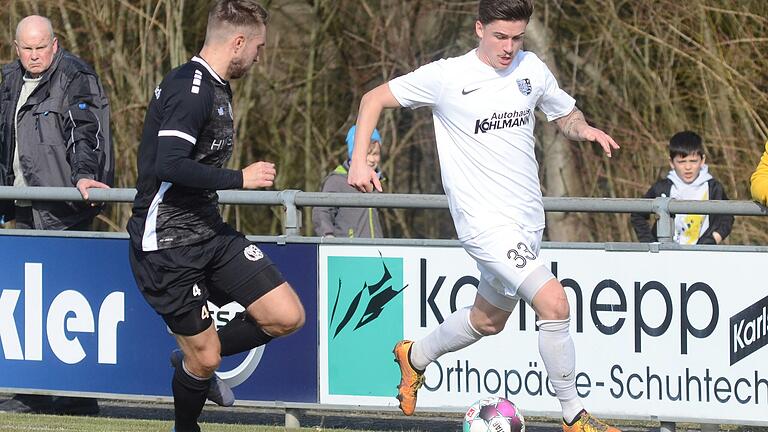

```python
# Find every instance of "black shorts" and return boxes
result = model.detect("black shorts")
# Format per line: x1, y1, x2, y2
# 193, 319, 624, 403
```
129, 224, 285, 334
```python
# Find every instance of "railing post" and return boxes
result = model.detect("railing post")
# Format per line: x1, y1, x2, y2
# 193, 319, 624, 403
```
279, 189, 301, 236
284, 407, 301, 428
653, 196, 674, 243
659, 421, 676, 432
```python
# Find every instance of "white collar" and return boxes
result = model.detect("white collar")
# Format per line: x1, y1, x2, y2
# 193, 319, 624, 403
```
191, 56, 225, 85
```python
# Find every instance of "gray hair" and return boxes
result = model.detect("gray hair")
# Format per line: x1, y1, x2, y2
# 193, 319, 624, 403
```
15, 15, 55, 41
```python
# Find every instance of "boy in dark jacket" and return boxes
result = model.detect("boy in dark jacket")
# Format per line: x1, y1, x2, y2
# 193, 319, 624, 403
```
313, 125, 384, 238
630, 131, 733, 244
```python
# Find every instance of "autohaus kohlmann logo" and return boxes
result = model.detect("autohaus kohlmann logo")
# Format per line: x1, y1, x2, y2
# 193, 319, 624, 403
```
474, 109, 532, 134
730, 294, 768, 365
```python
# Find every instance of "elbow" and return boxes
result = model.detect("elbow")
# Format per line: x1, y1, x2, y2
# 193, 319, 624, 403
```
750, 159, 768, 204
360, 90, 377, 111
155, 158, 179, 183
750, 180, 768, 205
359, 83, 394, 112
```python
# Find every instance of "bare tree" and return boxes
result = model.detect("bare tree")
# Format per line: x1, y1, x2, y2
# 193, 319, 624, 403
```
1, 0, 765, 243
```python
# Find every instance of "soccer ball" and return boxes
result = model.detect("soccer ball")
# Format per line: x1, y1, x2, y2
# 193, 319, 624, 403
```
463, 396, 525, 432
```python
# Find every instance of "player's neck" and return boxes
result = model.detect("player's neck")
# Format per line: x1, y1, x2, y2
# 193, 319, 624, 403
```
197, 48, 230, 81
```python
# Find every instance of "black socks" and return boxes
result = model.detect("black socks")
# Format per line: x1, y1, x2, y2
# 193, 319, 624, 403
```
171, 364, 210, 432
217, 312, 274, 357
171, 312, 273, 431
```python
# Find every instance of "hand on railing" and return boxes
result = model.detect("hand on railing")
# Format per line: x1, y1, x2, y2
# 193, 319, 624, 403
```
76, 178, 111, 206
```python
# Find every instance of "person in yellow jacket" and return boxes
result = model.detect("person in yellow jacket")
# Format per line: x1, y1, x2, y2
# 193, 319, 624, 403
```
750, 140, 768, 204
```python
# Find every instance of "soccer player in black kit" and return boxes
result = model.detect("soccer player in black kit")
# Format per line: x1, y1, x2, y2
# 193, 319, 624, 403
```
127, 2, 305, 431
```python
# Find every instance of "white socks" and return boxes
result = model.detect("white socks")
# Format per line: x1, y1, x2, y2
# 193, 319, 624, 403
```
537, 318, 583, 423
409, 308, 582, 423
409, 306, 483, 371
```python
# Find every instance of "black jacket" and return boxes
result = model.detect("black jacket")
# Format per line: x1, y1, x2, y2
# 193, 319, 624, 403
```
630, 177, 734, 244
0, 48, 113, 229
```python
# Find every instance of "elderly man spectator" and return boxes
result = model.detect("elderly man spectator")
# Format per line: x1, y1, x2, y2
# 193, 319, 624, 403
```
0, 14, 113, 230
0, 15, 113, 415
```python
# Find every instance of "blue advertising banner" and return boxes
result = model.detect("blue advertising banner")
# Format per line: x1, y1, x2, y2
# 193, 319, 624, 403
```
0, 235, 317, 403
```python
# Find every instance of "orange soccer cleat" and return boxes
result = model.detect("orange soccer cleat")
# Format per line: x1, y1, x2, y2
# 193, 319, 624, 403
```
563, 410, 622, 432
392, 340, 425, 416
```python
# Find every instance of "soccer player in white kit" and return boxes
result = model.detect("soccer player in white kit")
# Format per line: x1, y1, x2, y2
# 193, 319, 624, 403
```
347, 1, 621, 431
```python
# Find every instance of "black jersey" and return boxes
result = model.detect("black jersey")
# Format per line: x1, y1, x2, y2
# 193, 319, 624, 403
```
128, 56, 243, 251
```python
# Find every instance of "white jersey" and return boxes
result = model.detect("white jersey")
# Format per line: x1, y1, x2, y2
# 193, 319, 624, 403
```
389, 49, 575, 240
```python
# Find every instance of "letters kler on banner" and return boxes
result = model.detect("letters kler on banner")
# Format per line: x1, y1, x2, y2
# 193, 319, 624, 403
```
0, 236, 318, 403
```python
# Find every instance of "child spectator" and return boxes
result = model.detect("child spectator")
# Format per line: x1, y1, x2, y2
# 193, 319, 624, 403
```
630, 131, 733, 244
313, 125, 384, 238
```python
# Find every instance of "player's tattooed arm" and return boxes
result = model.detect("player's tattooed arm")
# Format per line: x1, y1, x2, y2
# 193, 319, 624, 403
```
555, 107, 620, 157
555, 108, 588, 141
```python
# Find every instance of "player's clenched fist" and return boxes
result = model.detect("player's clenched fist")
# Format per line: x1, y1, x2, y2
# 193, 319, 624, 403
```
242, 161, 276, 189
347, 160, 381, 193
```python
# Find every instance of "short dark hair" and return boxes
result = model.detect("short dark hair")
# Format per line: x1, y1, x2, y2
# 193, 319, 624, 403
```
669, 131, 705, 159
478, 0, 534, 25
208, 0, 269, 30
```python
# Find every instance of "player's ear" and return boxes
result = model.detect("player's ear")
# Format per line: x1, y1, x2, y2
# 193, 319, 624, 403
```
475, 21, 484, 39
232, 34, 246, 54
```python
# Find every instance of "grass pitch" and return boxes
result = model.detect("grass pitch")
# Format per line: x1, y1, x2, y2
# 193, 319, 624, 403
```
0, 412, 371, 432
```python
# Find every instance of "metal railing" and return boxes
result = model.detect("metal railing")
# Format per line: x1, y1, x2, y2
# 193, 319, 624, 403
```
1, 184, 766, 432
1, 186, 765, 242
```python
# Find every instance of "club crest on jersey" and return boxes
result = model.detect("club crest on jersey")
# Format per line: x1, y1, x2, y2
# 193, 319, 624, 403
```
217, 106, 227, 116
516, 78, 532, 96
154, 86, 162, 100
243, 245, 263, 261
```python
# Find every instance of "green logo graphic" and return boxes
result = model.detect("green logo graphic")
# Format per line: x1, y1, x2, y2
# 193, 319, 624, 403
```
327, 255, 405, 396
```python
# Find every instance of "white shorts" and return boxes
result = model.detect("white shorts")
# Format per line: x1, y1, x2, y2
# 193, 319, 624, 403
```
461, 224, 555, 311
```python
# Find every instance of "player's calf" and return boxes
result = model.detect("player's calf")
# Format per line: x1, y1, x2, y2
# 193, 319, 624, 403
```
171, 350, 235, 407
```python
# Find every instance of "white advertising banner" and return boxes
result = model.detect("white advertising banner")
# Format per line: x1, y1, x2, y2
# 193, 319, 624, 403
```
318, 245, 768, 424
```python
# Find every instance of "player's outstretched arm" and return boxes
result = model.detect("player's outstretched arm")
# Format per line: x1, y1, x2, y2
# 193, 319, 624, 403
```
242, 161, 276, 189
349, 83, 402, 193
555, 107, 620, 157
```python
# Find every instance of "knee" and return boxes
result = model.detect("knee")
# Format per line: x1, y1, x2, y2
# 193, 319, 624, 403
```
538, 295, 570, 321
264, 304, 305, 337
188, 349, 221, 377
476, 322, 505, 336
284, 305, 306, 334
470, 314, 506, 336
469, 303, 509, 336
552, 298, 570, 321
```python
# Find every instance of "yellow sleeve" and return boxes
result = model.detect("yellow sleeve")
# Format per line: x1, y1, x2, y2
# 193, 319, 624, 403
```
750, 140, 768, 204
